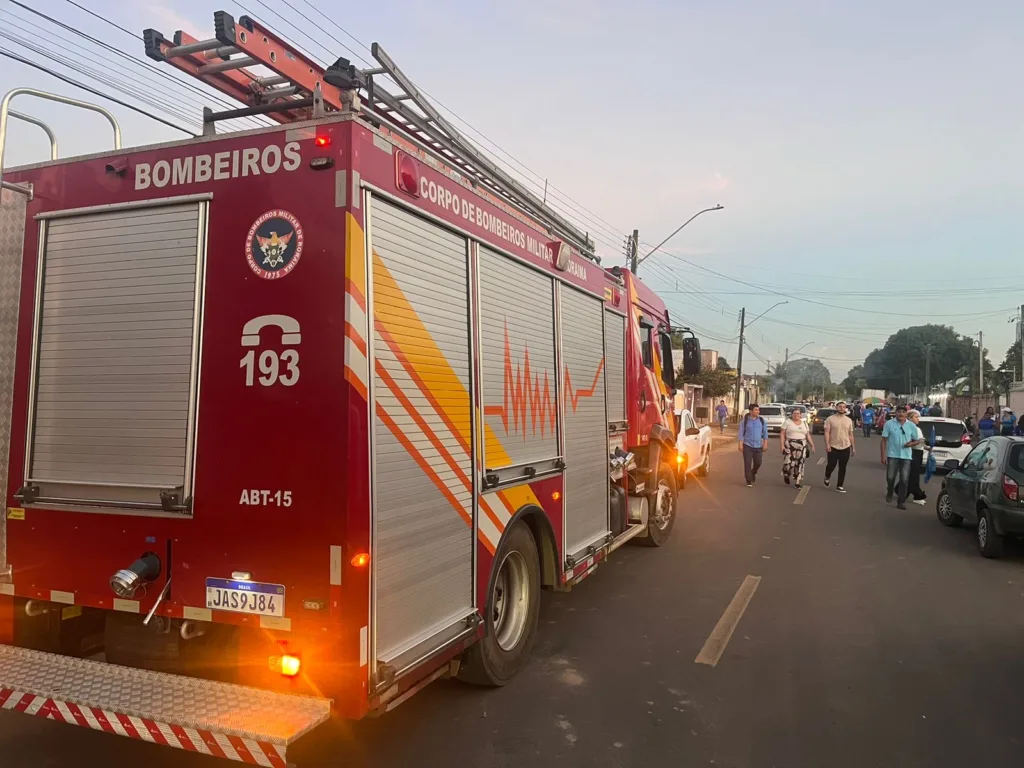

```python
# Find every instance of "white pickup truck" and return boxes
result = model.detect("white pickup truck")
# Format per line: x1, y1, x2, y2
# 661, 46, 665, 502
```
675, 409, 713, 488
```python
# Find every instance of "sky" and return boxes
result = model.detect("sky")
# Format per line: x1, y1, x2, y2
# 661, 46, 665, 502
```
1, 0, 1022, 381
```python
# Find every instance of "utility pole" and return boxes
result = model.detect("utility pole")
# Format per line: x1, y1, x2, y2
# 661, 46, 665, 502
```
734, 307, 746, 418
627, 229, 639, 274
978, 331, 984, 394
924, 343, 931, 398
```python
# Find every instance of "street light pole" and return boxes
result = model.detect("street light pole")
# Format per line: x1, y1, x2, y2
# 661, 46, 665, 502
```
633, 204, 723, 273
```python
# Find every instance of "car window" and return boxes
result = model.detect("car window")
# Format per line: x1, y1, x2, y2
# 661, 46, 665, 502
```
919, 420, 966, 447
759, 407, 782, 416
684, 413, 696, 431
1010, 444, 1024, 473
962, 444, 991, 471
816, 409, 836, 419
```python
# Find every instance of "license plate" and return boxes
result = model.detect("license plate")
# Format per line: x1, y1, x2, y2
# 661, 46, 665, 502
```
933, 450, 948, 457
205, 578, 285, 617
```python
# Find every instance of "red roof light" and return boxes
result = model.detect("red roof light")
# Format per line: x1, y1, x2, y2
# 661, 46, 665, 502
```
314, 135, 331, 147
395, 152, 420, 197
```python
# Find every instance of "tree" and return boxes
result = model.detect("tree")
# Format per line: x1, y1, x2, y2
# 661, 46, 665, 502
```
771, 358, 832, 399
840, 364, 867, 396
862, 325, 975, 394
716, 357, 732, 371
676, 366, 734, 398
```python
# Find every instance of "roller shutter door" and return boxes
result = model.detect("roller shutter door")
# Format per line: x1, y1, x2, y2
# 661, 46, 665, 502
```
560, 285, 608, 556
478, 247, 559, 483
604, 310, 626, 425
370, 198, 474, 663
27, 202, 204, 509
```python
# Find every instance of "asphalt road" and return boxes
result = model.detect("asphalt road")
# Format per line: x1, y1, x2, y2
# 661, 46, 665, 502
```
4, 444, 1024, 767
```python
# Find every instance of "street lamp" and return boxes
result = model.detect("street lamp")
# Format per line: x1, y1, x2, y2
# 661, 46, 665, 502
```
745, 301, 788, 330
634, 204, 723, 271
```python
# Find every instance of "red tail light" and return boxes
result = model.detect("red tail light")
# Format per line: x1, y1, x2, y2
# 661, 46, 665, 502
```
395, 151, 420, 197
960, 432, 971, 444
1002, 475, 1018, 501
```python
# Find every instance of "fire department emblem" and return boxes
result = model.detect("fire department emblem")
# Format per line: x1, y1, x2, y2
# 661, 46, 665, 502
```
245, 209, 304, 279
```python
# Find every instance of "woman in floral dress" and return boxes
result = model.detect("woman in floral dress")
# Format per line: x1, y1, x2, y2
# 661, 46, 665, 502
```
780, 408, 815, 489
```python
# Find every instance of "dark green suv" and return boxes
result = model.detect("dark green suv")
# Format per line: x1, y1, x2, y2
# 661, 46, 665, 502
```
935, 437, 1024, 558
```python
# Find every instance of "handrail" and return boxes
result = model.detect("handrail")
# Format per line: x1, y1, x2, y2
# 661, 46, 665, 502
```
0, 87, 121, 197
9, 111, 57, 160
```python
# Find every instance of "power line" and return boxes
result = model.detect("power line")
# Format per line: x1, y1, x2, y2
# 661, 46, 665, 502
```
51, 0, 271, 130
0, 48, 196, 135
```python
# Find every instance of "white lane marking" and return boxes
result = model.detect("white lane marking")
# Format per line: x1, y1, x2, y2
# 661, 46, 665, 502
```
794, 486, 810, 505
816, 456, 826, 466
695, 575, 762, 667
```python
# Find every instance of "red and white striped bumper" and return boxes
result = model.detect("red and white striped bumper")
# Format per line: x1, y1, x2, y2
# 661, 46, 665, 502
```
0, 645, 331, 766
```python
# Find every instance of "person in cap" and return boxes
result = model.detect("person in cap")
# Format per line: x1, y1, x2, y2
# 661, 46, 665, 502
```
880, 405, 923, 509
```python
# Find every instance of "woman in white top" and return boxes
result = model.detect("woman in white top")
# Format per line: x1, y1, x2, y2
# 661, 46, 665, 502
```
780, 408, 815, 489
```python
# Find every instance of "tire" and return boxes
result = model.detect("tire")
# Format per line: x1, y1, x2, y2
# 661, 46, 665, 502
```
977, 507, 1004, 559
676, 457, 688, 491
458, 522, 541, 686
697, 448, 711, 478
639, 466, 677, 547
935, 490, 963, 527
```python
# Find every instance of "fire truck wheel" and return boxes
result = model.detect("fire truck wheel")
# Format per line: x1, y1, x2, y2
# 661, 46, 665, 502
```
459, 522, 541, 686
639, 468, 677, 547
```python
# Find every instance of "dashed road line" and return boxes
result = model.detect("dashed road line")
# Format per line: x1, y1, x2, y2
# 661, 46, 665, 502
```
695, 575, 762, 667
816, 456, 826, 466
794, 486, 811, 505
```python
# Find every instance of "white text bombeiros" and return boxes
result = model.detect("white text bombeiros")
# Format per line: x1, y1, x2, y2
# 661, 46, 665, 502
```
135, 142, 302, 190
418, 176, 556, 263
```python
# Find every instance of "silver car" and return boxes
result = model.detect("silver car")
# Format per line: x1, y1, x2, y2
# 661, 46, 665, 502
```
758, 405, 787, 434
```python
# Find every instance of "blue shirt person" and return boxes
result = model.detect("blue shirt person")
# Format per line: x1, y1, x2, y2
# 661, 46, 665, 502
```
880, 407, 923, 508
737, 404, 768, 486
863, 406, 875, 425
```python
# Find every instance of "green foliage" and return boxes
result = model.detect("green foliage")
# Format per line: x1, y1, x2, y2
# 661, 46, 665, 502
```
676, 366, 734, 398
716, 357, 732, 371
840, 364, 867, 396
771, 358, 832, 399
863, 324, 977, 393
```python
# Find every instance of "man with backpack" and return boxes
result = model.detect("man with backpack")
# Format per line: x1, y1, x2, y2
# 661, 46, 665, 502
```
737, 404, 768, 487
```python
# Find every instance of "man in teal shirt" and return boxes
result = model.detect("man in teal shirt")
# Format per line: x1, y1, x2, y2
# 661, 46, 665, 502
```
880, 405, 922, 509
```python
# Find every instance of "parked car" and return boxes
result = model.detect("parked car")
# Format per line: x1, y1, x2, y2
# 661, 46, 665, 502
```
758, 405, 787, 434
811, 407, 836, 434
918, 417, 972, 470
786, 404, 809, 421
935, 437, 1024, 558
674, 409, 712, 489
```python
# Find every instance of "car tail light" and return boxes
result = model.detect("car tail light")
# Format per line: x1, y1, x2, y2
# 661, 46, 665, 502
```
960, 432, 971, 444
1002, 475, 1018, 501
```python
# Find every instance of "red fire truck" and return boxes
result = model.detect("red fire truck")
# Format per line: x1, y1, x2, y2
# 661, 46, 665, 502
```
0, 11, 701, 765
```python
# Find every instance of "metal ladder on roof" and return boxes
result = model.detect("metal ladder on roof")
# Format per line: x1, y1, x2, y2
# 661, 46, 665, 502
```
145, 10, 596, 261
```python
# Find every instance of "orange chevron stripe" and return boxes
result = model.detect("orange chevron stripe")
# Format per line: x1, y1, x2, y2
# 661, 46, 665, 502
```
375, 359, 506, 536
345, 321, 367, 356
345, 368, 368, 401
346, 277, 367, 313
375, 403, 479, 533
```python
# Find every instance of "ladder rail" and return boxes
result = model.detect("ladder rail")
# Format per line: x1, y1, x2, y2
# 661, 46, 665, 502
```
143, 12, 598, 261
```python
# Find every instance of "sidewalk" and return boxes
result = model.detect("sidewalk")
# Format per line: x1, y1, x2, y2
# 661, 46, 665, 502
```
710, 423, 738, 452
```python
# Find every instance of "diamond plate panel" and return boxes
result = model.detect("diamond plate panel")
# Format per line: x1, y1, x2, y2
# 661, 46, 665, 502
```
0, 188, 28, 579
0, 645, 331, 743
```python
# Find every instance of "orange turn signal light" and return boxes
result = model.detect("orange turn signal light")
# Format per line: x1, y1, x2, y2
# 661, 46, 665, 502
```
269, 654, 301, 677
351, 552, 370, 568
551, 491, 561, 501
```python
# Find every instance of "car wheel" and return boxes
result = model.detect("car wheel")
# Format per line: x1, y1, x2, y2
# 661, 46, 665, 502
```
935, 490, 962, 527
676, 457, 688, 490
977, 507, 1004, 558
697, 448, 710, 478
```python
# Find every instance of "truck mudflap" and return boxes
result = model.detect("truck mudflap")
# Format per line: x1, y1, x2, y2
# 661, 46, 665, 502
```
0, 645, 331, 766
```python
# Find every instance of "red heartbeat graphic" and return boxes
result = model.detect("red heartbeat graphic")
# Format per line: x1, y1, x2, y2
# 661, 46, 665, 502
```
483, 323, 604, 438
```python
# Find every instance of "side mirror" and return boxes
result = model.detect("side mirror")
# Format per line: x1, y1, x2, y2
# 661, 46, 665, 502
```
685, 427, 701, 437
681, 337, 701, 376
944, 459, 961, 471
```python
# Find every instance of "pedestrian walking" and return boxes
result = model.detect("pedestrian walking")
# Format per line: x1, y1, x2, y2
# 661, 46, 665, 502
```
715, 400, 729, 434
1000, 407, 1017, 436
861, 404, 875, 438
880, 405, 923, 509
780, 407, 815, 488
978, 407, 997, 438
928, 402, 943, 417
737, 404, 768, 487
1017, 413, 1024, 437
851, 401, 862, 428
823, 401, 855, 492
906, 409, 928, 505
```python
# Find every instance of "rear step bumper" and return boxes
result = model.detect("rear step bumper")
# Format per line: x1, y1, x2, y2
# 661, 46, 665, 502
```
0, 645, 331, 766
